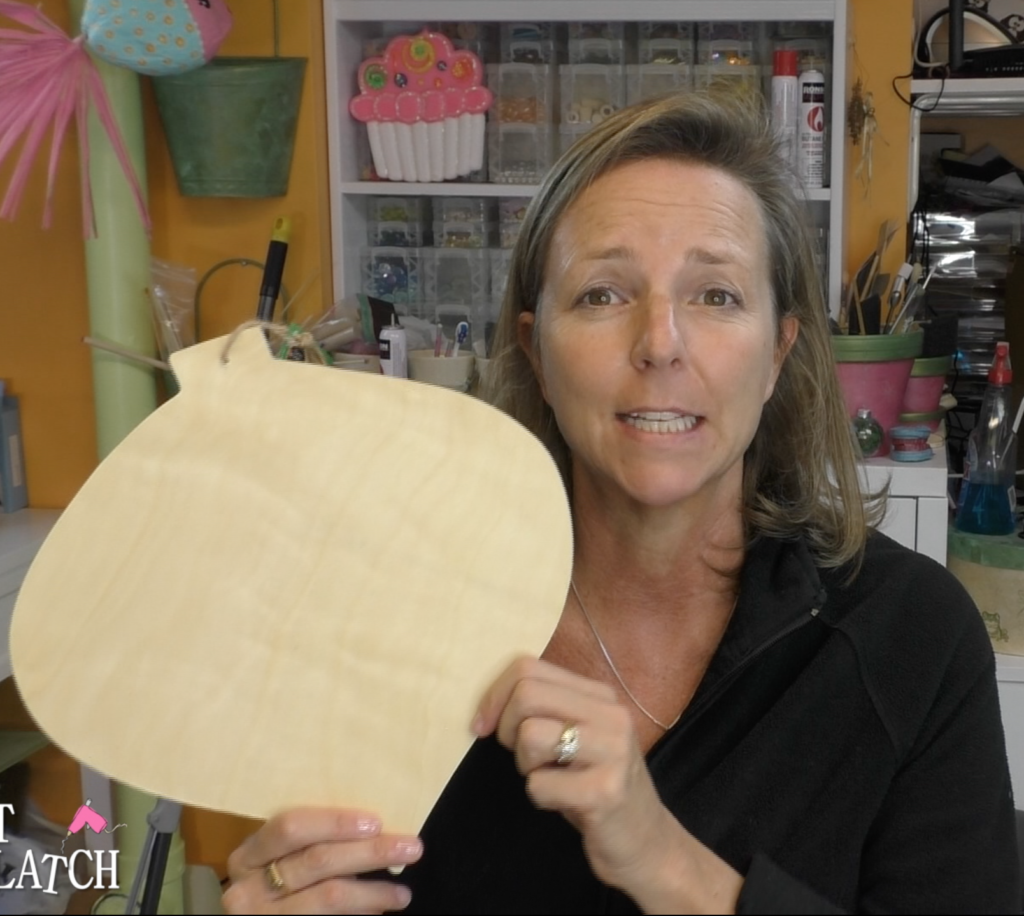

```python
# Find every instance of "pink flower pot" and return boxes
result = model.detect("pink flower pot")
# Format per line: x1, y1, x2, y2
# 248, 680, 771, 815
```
902, 355, 953, 415
832, 332, 924, 458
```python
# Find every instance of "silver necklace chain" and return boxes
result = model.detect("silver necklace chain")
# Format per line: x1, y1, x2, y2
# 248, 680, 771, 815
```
570, 578, 682, 732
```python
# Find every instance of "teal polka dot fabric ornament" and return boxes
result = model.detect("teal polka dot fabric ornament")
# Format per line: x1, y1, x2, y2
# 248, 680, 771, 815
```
82, 0, 233, 76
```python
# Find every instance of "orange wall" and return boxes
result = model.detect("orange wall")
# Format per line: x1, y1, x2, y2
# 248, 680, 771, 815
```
844, 0, 915, 307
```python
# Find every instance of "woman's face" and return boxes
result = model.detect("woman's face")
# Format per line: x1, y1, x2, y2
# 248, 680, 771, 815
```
519, 158, 798, 515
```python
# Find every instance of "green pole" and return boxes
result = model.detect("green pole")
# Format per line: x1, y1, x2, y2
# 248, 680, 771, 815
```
67, 5, 181, 911
70, 0, 158, 460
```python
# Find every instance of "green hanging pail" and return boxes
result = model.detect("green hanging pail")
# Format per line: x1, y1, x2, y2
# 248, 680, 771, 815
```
152, 57, 307, 198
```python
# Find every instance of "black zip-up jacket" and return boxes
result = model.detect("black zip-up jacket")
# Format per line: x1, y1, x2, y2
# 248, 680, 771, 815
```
395, 531, 1021, 913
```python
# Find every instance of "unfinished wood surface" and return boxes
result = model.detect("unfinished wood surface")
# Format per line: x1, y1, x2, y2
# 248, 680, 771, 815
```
11, 327, 573, 834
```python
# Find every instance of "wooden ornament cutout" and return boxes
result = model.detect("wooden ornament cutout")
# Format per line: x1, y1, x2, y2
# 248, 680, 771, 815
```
11, 327, 573, 834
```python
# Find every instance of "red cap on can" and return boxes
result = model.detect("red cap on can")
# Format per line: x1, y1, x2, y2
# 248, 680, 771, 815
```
989, 341, 1013, 384
773, 49, 799, 76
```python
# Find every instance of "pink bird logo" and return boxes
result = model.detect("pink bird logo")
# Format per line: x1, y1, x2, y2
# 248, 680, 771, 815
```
62, 799, 125, 852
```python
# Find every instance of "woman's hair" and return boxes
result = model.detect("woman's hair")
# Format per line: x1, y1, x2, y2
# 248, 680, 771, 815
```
485, 90, 884, 571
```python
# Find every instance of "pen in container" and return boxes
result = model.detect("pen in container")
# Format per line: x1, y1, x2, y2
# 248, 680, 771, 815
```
256, 217, 291, 322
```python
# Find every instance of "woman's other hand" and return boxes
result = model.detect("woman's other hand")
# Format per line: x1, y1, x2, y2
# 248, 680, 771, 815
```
474, 657, 742, 913
222, 808, 422, 914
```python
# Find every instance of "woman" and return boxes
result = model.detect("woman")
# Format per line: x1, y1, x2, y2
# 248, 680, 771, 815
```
224, 93, 1020, 913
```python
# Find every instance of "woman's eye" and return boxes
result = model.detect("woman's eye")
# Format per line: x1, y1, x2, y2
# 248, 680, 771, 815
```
579, 287, 617, 307
701, 288, 736, 307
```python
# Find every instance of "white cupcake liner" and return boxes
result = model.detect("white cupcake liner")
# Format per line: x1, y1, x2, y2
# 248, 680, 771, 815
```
367, 114, 486, 182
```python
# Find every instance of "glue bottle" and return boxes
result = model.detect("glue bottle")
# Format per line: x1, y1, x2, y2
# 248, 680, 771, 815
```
955, 341, 1018, 535
379, 314, 407, 379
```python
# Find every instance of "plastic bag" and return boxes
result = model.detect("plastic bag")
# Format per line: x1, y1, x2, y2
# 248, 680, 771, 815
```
149, 258, 198, 361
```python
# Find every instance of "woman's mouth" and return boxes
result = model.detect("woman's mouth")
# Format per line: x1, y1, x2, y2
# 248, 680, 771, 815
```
621, 411, 699, 434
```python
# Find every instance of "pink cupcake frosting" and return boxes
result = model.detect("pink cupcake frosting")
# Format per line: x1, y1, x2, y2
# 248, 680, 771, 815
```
349, 32, 493, 124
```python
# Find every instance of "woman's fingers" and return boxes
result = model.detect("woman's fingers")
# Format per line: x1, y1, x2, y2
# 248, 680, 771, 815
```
224, 807, 423, 914
273, 834, 422, 892
223, 874, 412, 915
474, 656, 616, 736
229, 808, 383, 875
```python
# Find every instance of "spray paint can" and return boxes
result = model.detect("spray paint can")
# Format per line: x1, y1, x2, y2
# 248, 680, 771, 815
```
379, 314, 407, 378
771, 49, 800, 177
797, 69, 826, 190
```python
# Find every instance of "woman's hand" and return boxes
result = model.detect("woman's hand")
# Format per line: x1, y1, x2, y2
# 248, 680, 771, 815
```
473, 657, 743, 913
222, 808, 423, 915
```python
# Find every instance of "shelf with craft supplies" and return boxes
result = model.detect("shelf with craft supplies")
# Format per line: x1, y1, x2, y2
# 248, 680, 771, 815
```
324, 1, 851, 321
907, 75, 1024, 214
833, 214, 957, 475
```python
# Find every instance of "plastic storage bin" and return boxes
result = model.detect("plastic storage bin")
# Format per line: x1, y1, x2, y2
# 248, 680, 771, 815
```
488, 123, 554, 184
500, 23, 557, 64
429, 22, 497, 65
568, 22, 626, 41
434, 221, 495, 248
432, 196, 494, 224
368, 221, 429, 248
568, 39, 626, 65
487, 63, 555, 124
425, 248, 491, 307
361, 247, 422, 315
627, 63, 692, 105
367, 197, 430, 224
499, 198, 530, 248
638, 22, 694, 41
638, 38, 694, 65
698, 22, 757, 43
560, 64, 627, 125
698, 39, 757, 65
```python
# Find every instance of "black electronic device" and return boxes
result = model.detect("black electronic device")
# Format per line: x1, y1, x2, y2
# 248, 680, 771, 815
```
916, 3, 1022, 73
961, 45, 1024, 76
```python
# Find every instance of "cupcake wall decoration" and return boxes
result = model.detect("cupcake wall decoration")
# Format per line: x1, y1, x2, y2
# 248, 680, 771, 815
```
349, 31, 493, 182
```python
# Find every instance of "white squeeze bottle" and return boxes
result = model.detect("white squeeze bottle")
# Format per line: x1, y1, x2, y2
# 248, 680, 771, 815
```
379, 314, 408, 379
797, 67, 826, 190
771, 49, 799, 177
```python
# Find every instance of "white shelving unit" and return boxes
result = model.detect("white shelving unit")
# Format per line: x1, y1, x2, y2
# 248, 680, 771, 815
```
907, 75, 1024, 215
323, 0, 850, 317
861, 449, 949, 565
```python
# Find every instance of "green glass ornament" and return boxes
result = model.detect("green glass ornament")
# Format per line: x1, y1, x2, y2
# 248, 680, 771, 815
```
852, 407, 883, 458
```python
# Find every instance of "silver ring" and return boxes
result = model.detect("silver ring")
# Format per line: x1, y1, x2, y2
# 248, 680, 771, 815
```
554, 723, 580, 766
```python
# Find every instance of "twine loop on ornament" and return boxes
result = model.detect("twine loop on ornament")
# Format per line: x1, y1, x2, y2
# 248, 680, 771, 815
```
220, 320, 331, 367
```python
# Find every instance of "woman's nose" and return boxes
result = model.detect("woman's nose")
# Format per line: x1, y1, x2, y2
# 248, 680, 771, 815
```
630, 294, 685, 369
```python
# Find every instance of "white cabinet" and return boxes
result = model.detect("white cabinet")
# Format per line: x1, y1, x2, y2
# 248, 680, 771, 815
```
996, 653, 1024, 804
860, 449, 949, 565
323, 1, 850, 321
0, 509, 60, 680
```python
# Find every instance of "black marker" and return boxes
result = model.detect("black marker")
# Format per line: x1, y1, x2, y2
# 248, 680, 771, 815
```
256, 217, 291, 321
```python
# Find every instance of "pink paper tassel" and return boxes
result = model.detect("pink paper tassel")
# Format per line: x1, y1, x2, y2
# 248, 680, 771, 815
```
0, 1, 151, 237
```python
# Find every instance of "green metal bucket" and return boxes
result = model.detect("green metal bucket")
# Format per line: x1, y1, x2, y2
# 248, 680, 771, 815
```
152, 57, 307, 198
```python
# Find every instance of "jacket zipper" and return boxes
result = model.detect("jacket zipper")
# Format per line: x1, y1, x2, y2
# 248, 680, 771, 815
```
657, 606, 823, 749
